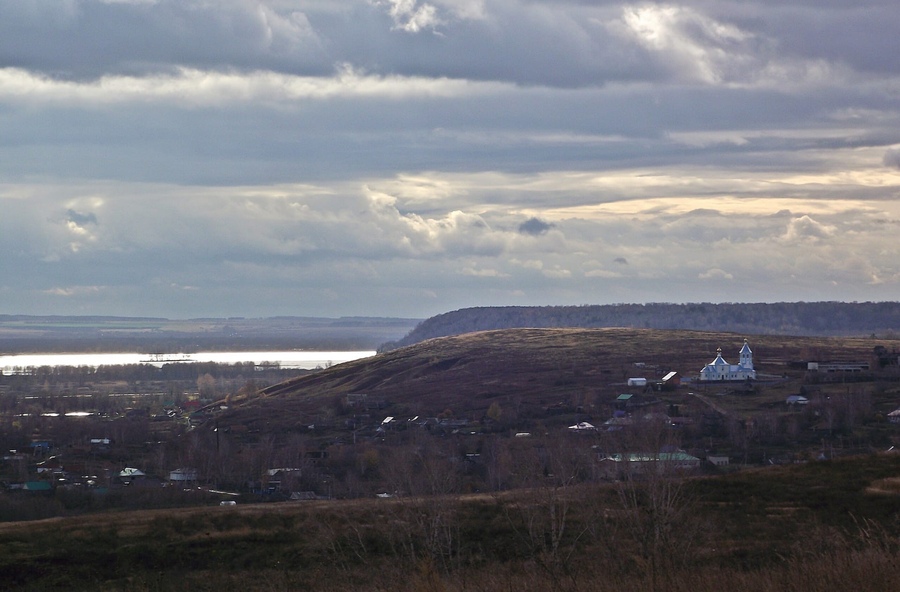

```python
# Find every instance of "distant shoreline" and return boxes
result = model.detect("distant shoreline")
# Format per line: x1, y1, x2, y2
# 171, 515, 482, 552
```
0, 315, 421, 354
0, 350, 376, 373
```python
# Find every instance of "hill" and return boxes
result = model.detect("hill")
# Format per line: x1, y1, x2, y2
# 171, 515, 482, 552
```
212, 327, 889, 438
384, 302, 900, 349
187, 326, 900, 506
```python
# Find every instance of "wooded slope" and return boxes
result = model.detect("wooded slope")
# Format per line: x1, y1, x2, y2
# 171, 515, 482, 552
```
384, 302, 900, 350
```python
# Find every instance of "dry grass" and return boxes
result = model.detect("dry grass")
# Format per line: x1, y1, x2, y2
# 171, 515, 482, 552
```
104, 545, 900, 592
216, 327, 883, 435
2, 454, 900, 591
866, 477, 900, 495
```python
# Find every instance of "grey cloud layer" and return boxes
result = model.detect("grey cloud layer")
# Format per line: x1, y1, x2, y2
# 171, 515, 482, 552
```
6, 0, 897, 85
1, 0, 898, 317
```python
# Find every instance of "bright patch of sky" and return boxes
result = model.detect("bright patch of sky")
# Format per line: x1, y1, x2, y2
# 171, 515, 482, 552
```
1, 0, 899, 318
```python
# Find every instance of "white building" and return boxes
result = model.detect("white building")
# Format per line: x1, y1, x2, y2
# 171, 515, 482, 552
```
169, 468, 198, 482
599, 451, 702, 475
699, 339, 756, 381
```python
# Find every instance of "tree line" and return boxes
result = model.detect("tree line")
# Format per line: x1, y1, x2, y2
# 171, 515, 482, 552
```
385, 302, 900, 349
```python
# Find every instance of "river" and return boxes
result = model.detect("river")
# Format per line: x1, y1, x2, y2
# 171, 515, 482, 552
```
0, 350, 376, 374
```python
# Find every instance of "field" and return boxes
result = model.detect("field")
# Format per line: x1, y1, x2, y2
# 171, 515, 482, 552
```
1, 453, 900, 590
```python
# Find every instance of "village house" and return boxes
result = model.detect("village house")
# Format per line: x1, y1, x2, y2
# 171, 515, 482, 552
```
265, 468, 303, 493
168, 468, 198, 483
114, 468, 163, 489
568, 421, 597, 432
615, 393, 634, 410
658, 371, 681, 390
117, 467, 146, 484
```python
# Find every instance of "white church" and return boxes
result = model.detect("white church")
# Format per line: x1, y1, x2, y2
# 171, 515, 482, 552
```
699, 339, 756, 381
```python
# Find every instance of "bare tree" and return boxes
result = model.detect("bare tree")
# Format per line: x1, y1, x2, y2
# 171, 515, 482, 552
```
604, 418, 702, 591
382, 437, 463, 573
482, 435, 513, 492
502, 433, 598, 590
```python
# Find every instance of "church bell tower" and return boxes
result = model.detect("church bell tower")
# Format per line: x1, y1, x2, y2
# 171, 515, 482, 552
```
739, 339, 753, 370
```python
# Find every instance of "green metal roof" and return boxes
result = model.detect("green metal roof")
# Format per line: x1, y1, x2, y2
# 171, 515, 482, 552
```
24, 481, 52, 491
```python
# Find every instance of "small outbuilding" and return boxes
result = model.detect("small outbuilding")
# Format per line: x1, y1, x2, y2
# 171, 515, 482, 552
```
660, 371, 681, 389
169, 468, 198, 483
615, 394, 634, 410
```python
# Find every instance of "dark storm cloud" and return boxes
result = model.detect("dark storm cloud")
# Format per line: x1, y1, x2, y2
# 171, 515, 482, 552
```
66, 209, 97, 227
518, 217, 554, 236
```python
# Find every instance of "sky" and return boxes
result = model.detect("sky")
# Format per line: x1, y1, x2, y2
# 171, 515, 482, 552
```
1, 0, 899, 319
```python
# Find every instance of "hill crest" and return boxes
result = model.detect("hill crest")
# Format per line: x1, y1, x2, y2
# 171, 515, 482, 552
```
383, 302, 900, 350
215, 327, 883, 435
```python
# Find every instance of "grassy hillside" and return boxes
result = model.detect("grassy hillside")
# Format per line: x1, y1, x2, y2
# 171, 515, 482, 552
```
176, 327, 900, 506
214, 327, 886, 434
1, 453, 900, 590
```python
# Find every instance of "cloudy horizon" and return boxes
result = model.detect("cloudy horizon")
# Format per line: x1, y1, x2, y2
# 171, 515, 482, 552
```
2, 0, 899, 319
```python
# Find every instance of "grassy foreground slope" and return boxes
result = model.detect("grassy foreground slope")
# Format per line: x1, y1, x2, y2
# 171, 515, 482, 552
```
1, 454, 900, 591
